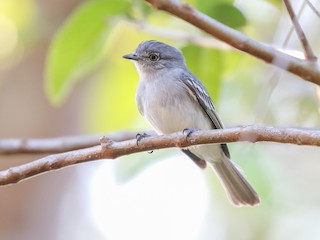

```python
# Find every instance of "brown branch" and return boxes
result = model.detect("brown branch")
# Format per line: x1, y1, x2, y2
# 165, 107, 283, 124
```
0, 131, 153, 154
145, 0, 320, 86
283, 0, 317, 61
0, 125, 319, 186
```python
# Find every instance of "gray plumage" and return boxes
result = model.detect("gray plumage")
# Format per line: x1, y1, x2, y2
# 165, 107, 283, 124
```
123, 40, 260, 206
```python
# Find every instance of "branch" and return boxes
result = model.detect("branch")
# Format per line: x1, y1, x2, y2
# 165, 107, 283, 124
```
0, 131, 152, 154
144, 0, 320, 86
283, 0, 317, 61
0, 126, 319, 186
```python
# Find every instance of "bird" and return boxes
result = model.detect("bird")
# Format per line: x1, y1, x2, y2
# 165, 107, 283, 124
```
123, 40, 260, 206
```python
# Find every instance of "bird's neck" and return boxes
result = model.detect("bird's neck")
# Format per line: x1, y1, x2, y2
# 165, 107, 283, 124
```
136, 66, 168, 83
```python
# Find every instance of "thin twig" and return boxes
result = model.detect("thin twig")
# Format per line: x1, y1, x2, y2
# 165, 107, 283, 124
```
307, 0, 320, 17
144, 0, 320, 86
283, 0, 317, 61
0, 125, 319, 186
283, 0, 307, 48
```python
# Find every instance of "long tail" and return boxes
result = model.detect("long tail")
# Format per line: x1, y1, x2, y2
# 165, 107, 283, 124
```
211, 157, 260, 206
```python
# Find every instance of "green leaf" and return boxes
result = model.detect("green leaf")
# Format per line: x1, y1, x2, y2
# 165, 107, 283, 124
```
182, 45, 224, 103
45, 0, 129, 105
196, 0, 233, 9
197, 2, 246, 29
212, 4, 246, 28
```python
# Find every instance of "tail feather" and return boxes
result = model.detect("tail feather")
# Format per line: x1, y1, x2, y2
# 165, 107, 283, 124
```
211, 158, 260, 206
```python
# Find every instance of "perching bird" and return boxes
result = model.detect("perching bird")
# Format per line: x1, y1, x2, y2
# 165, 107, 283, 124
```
123, 40, 260, 206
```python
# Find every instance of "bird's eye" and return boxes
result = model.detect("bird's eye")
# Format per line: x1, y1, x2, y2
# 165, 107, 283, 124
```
149, 53, 160, 61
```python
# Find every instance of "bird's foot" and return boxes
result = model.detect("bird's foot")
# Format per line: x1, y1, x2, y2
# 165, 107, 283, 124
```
136, 132, 151, 146
136, 133, 154, 154
183, 128, 199, 139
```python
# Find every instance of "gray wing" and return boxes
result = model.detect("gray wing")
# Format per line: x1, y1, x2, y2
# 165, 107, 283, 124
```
181, 149, 207, 169
180, 72, 230, 158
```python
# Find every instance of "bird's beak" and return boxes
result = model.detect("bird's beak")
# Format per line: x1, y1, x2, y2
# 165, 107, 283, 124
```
122, 53, 140, 60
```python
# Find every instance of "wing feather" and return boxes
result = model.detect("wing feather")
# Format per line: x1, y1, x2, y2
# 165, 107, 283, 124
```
180, 72, 230, 158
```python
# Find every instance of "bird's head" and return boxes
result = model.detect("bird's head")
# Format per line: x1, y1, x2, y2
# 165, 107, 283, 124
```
123, 40, 185, 75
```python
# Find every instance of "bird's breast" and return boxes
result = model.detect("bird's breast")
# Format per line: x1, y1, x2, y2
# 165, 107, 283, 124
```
137, 78, 212, 134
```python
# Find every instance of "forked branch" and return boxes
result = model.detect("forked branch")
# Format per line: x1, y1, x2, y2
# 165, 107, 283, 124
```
145, 0, 320, 86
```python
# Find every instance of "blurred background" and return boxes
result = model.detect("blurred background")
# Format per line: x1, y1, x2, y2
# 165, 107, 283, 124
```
0, 0, 320, 239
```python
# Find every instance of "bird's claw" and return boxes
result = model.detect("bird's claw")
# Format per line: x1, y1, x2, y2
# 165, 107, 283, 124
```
183, 128, 199, 139
136, 133, 154, 154
136, 132, 151, 146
